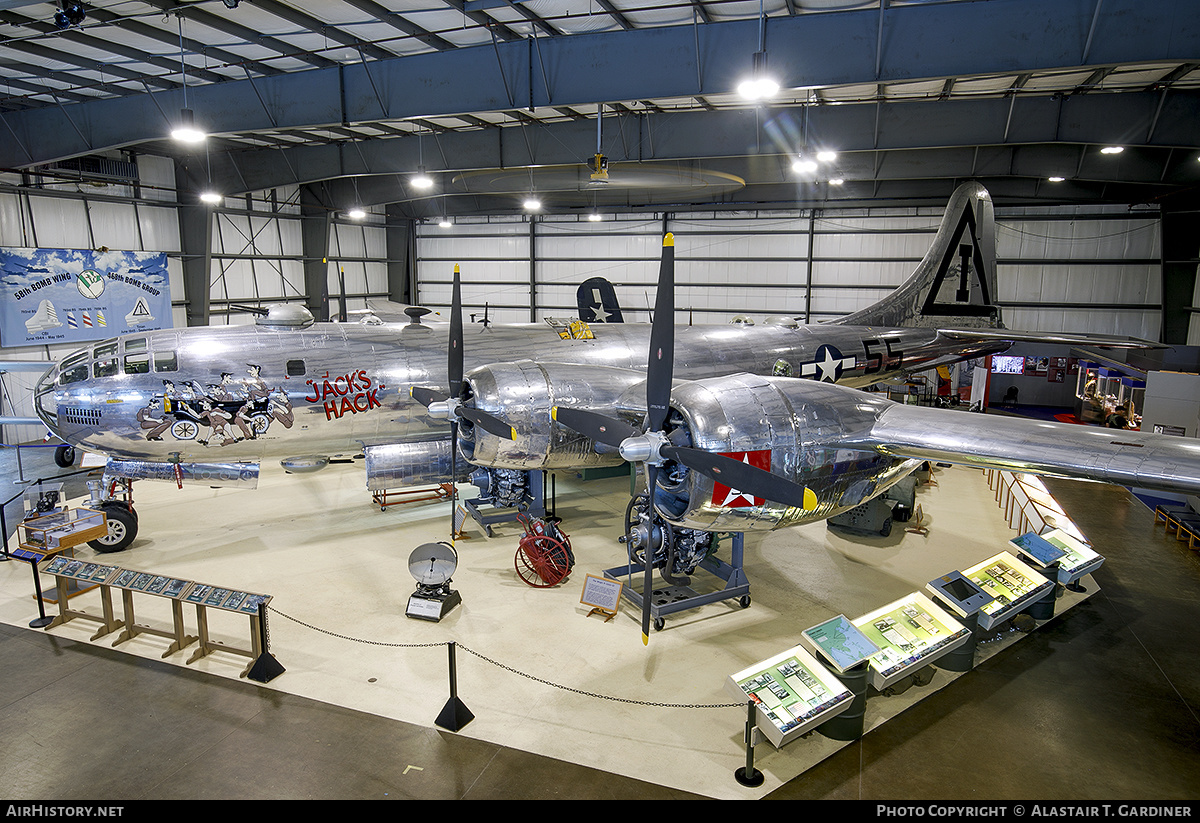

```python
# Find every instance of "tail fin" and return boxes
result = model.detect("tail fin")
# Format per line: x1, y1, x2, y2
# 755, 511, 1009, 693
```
577, 276, 624, 323
834, 182, 1002, 330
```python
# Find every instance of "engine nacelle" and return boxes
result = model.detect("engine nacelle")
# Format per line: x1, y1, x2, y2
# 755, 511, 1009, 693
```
653, 375, 919, 532
463, 360, 644, 470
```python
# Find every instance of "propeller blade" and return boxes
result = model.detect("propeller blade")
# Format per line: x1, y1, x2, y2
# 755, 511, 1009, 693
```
642, 465, 658, 646
458, 406, 516, 440
411, 386, 448, 407
661, 446, 818, 511
645, 234, 675, 434
448, 265, 464, 399
551, 407, 639, 448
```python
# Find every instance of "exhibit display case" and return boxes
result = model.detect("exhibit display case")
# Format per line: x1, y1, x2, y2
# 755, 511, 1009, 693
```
1075, 360, 1144, 429
963, 551, 1056, 630
18, 507, 107, 552
725, 644, 853, 747
851, 592, 972, 690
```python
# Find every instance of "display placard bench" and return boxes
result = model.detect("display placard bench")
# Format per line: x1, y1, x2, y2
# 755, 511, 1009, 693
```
38, 556, 282, 681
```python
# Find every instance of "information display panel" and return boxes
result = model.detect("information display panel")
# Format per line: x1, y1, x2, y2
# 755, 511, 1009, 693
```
800, 614, 880, 674
725, 645, 853, 748
852, 592, 972, 690
1009, 531, 1068, 568
925, 570, 995, 618
1034, 528, 1105, 584
963, 551, 1055, 630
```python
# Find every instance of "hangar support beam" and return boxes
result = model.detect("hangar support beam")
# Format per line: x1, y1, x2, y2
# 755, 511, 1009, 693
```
2, 0, 1197, 170
187, 92, 1200, 204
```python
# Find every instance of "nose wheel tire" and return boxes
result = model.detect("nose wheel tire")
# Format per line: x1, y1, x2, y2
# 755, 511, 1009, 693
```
53, 445, 75, 467
88, 504, 138, 553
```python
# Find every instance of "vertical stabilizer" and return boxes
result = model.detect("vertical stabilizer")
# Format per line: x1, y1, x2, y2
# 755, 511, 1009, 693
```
834, 182, 1002, 330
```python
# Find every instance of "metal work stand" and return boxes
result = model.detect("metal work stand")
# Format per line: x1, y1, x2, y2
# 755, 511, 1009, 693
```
603, 532, 751, 632
464, 470, 545, 536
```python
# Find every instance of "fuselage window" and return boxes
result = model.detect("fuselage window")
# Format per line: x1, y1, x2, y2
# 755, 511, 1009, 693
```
286, 359, 305, 376
124, 353, 150, 375
153, 351, 178, 372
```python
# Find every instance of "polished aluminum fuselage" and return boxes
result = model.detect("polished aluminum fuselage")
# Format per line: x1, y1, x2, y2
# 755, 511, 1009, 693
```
35, 318, 1008, 465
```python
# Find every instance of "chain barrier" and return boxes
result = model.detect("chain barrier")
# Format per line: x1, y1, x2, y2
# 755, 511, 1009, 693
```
269, 605, 741, 710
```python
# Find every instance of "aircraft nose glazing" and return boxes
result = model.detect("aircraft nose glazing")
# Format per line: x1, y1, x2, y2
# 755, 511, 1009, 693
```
34, 364, 60, 430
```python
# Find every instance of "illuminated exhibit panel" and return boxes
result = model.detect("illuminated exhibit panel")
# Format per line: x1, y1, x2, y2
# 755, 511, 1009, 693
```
725, 645, 854, 748
851, 592, 972, 691
800, 613, 881, 674
963, 551, 1056, 630
1010, 529, 1104, 586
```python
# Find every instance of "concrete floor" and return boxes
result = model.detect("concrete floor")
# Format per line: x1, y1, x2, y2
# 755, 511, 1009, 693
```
1, 442, 1198, 801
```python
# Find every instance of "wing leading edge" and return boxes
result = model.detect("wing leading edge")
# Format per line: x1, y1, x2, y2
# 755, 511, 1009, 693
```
848, 405, 1200, 498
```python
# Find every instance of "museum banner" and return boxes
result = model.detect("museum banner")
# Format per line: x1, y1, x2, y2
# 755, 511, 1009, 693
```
1, 246, 173, 348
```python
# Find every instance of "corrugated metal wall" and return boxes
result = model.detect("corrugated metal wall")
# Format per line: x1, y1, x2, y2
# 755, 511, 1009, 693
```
415, 205, 1163, 339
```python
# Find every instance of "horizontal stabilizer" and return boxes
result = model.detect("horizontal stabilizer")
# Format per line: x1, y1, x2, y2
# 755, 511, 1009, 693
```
852, 405, 1200, 497
0, 361, 54, 372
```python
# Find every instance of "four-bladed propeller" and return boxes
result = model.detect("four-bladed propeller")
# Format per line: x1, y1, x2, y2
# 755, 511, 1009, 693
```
411, 266, 516, 442
553, 234, 817, 644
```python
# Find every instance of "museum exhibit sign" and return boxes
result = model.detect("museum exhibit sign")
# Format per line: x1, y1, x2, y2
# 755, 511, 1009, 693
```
1, 247, 172, 348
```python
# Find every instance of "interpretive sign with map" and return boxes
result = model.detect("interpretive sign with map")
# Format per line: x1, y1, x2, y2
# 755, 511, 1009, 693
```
800, 614, 881, 673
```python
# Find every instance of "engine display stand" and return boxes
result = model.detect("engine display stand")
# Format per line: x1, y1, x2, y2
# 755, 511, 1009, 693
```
464, 470, 545, 537
603, 532, 750, 632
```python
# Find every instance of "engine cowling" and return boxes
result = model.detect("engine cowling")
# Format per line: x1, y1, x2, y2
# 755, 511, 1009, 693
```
462, 360, 644, 470
651, 374, 919, 532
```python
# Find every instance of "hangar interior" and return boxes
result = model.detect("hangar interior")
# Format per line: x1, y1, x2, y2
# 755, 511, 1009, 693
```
1, 0, 1200, 802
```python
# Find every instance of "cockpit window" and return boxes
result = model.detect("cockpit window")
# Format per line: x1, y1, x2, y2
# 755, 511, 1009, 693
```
124, 353, 150, 374
124, 338, 147, 354
61, 351, 88, 372
94, 341, 118, 359
61, 363, 89, 385
94, 357, 119, 378
153, 351, 177, 372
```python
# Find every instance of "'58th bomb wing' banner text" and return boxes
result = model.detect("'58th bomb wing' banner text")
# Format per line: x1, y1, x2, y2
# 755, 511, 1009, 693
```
1, 247, 172, 348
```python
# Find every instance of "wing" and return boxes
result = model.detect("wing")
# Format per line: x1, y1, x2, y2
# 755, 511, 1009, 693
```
937, 327, 1165, 350
847, 405, 1200, 497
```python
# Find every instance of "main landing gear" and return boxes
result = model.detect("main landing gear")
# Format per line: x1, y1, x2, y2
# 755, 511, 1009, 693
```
85, 478, 139, 553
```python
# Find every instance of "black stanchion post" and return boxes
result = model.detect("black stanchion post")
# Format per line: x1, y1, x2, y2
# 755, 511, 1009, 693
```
245, 601, 286, 683
27, 559, 52, 629
435, 641, 474, 732
734, 699, 764, 787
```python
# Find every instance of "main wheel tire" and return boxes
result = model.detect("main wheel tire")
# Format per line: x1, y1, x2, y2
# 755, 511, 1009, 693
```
88, 504, 138, 553
53, 445, 75, 468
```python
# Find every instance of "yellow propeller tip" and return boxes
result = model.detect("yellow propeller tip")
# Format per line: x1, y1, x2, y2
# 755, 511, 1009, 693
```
454, 263, 460, 273
663, 233, 674, 247
642, 633, 649, 646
